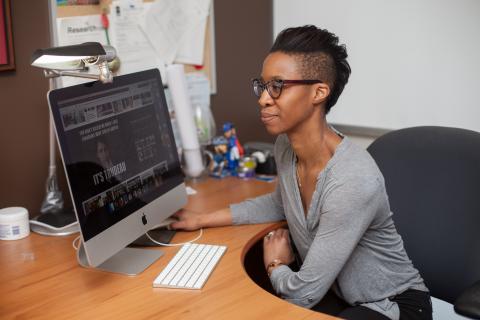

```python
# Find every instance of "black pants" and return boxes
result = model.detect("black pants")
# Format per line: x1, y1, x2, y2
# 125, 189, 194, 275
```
312, 289, 432, 320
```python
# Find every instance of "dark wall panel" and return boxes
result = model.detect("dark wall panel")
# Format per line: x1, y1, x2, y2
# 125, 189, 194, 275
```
0, 0, 52, 216
211, 0, 274, 144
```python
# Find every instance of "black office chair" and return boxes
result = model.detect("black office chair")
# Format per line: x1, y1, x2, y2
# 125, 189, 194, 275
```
367, 126, 480, 319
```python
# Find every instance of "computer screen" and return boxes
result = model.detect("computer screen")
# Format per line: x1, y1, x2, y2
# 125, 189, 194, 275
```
48, 69, 187, 269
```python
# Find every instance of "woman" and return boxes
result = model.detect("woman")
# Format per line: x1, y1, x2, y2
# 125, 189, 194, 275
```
170, 26, 432, 320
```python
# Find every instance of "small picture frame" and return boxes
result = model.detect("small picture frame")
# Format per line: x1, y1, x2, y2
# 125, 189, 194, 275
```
0, 0, 15, 72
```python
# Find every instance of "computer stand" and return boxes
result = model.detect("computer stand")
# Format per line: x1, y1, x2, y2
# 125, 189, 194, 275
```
77, 240, 164, 276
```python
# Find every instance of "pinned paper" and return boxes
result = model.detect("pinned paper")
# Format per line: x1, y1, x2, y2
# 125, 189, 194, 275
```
109, 0, 166, 80
143, 0, 211, 65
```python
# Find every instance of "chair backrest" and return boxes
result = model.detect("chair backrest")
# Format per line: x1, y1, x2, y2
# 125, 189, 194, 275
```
367, 126, 480, 303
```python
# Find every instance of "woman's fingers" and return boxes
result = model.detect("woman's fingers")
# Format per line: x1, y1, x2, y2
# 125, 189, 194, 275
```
272, 228, 288, 240
264, 228, 290, 245
169, 220, 184, 230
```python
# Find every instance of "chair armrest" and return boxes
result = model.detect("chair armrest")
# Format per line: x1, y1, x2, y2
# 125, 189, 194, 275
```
454, 280, 480, 319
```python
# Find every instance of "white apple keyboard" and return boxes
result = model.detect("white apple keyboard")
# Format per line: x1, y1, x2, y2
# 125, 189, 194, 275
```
153, 243, 227, 289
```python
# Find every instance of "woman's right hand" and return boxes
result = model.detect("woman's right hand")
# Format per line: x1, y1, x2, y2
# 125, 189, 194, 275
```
169, 207, 233, 231
169, 209, 204, 231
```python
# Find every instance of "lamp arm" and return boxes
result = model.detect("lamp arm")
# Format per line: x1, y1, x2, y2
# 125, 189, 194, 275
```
43, 69, 101, 80
42, 61, 113, 83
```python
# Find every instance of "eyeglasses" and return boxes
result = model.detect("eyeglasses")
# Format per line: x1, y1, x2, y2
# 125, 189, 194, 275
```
251, 78, 322, 99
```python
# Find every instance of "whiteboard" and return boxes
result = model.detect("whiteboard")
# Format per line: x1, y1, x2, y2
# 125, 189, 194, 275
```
274, 0, 480, 132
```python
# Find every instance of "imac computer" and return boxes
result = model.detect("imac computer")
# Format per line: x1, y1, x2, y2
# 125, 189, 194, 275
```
47, 68, 187, 275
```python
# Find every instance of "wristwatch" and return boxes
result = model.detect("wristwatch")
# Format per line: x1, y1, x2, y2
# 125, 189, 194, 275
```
267, 259, 284, 277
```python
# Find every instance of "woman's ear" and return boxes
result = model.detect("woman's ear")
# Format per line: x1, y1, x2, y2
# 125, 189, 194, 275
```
312, 83, 330, 105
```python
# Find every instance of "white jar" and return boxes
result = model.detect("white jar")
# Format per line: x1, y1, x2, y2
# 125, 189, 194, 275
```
0, 207, 30, 240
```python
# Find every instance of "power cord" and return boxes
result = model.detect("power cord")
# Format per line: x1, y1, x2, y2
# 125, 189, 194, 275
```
145, 228, 203, 246
72, 235, 81, 250
71, 228, 203, 251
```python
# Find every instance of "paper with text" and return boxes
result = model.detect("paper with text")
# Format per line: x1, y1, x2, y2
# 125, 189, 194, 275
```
109, 0, 166, 80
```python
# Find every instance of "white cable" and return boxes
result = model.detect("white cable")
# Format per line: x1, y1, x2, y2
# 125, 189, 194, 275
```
72, 235, 81, 251
71, 227, 202, 251
145, 228, 203, 247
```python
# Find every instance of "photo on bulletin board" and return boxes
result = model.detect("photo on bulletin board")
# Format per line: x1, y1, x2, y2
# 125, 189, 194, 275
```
0, 0, 14, 71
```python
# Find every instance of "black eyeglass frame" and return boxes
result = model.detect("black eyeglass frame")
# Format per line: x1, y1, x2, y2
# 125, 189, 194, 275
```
251, 78, 323, 99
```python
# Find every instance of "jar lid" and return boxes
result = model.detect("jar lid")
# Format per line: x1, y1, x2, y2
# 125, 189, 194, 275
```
0, 207, 29, 222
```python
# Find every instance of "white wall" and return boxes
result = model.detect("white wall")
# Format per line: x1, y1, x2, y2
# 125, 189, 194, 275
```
274, 0, 480, 133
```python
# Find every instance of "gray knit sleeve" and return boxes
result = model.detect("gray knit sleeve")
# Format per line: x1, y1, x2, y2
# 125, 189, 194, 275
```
230, 185, 285, 225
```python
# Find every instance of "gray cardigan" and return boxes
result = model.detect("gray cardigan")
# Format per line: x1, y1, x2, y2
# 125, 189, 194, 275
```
230, 134, 427, 320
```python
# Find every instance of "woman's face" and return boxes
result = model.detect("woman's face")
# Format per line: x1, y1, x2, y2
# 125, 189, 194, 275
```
258, 52, 319, 136
96, 141, 110, 164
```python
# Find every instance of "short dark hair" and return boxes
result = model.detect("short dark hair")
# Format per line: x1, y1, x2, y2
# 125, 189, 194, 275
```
270, 25, 351, 113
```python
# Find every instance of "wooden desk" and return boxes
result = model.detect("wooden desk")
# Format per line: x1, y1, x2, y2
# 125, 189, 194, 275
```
0, 178, 336, 319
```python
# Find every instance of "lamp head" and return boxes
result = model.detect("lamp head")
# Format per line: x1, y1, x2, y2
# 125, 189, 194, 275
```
31, 42, 116, 83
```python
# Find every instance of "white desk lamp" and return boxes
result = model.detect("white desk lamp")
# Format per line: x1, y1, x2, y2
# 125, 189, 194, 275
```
30, 42, 117, 236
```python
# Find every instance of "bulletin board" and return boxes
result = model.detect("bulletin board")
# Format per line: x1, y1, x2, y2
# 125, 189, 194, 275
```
55, 0, 217, 93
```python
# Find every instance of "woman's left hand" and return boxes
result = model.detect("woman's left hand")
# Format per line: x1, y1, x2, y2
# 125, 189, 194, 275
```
263, 228, 295, 269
